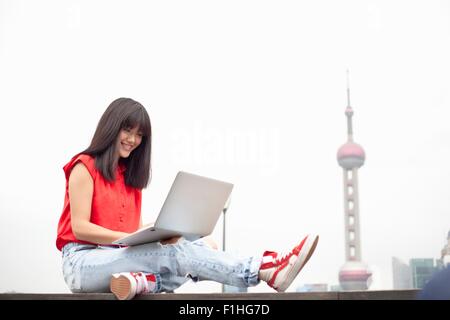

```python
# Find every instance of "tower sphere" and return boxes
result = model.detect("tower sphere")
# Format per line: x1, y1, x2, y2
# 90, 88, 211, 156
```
345, 106, 354, 116
337, 142, 365, 169
338, 261, 372, 291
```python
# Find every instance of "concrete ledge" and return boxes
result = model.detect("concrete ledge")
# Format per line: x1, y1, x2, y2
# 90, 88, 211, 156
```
0, 290, 420, 300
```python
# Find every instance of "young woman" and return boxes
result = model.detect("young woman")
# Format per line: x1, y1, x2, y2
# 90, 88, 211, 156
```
56, 97, 319, 300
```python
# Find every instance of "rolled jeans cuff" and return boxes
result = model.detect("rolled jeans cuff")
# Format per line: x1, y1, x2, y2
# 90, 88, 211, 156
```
245, 256, 262, 286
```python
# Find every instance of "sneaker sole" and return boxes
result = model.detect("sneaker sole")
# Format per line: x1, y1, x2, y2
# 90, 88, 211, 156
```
276, 234, 319, 292
110, 274, 133, 300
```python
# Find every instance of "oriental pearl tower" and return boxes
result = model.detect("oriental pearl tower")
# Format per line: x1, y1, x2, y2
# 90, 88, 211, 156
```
336, 71, 372, 290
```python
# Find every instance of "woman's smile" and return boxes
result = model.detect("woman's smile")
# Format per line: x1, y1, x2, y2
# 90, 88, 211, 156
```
117, 126, 143, 158
121, 142, 134, 152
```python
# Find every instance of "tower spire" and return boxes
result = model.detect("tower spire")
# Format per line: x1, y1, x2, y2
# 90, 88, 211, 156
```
345, 69, 354, 141
346, 69, 351, 108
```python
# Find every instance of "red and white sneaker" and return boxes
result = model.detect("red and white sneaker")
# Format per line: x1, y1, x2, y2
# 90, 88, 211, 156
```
259, 234, 319, 292
110, 272, 157, 300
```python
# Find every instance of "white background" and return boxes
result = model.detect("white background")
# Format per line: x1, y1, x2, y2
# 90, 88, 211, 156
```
0, 0, 449, 293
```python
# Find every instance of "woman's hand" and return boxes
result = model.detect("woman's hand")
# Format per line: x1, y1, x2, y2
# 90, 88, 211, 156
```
160, 236, 182, 245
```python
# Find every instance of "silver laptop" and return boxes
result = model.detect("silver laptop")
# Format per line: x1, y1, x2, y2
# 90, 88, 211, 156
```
113, 171, 233, 246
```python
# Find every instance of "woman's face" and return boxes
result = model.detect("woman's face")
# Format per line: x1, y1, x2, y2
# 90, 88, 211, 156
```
116, 126, 143, 159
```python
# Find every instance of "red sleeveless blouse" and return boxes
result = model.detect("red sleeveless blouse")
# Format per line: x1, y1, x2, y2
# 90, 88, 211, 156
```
56, 154, 141, 251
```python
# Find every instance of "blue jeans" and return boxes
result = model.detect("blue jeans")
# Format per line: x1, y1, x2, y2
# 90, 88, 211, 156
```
61, 238, 261, 293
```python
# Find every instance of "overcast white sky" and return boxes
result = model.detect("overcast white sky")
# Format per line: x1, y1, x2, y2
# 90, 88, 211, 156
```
1, 0, 449, 293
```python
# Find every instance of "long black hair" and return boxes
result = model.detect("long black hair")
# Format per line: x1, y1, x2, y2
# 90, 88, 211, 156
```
82, 97, 152, 189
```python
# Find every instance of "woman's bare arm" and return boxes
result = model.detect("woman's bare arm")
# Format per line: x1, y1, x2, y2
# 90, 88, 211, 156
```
69, 163, 129, 244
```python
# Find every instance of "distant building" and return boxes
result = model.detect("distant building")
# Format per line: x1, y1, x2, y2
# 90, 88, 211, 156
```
392, 257, 413, 289
329, 285, 342, 292
392, 257, 438, 289
223, 285, 247, 293
296, 283, 328, 292
392, 231, 448, 289
410, 258, 439, 289
440, 230, 450, 267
